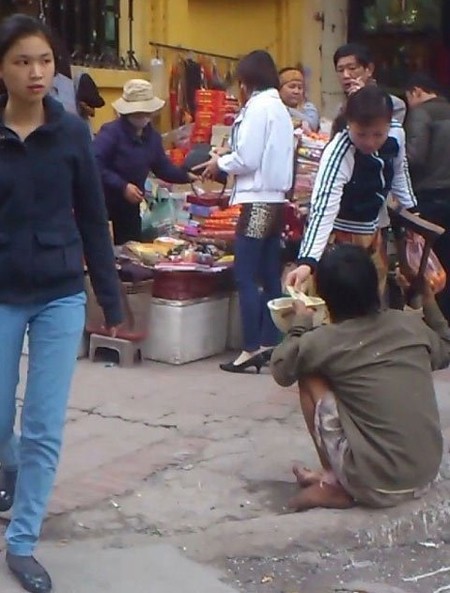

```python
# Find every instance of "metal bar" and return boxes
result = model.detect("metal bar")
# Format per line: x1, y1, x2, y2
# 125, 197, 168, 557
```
148, 41, 239, 62
97, 0, 107, 51
73, 0, 82, 53
60, 0, 68, 43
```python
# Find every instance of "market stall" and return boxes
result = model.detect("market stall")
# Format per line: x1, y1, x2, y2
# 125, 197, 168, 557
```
116, 193, 238, 365
84, 87, 330, 366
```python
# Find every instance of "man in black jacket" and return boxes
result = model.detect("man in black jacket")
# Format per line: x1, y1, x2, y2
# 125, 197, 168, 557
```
405, 73, 450, 321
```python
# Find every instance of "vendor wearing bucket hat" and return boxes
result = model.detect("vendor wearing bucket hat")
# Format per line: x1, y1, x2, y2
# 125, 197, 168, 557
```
94, 79, 196, 245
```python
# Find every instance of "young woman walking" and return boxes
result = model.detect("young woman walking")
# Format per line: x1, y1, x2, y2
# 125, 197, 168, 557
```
0, 15, 122, 593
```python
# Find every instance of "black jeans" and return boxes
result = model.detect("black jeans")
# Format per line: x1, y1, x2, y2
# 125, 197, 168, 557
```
417, 189, 450, 322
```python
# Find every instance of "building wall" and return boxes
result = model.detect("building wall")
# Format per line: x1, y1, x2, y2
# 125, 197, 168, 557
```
87, 0, 310, 132
321, 0, 349, 117
4, 0, 347, 130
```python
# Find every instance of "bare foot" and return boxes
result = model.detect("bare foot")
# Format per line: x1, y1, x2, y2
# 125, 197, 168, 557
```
292, 464, 324, 487
288, 481, 354, 512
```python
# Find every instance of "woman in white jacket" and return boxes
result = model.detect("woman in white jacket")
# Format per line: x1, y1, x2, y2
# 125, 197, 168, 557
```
204, 50, 294, 373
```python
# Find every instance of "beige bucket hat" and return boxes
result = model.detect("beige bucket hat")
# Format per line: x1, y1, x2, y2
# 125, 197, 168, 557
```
112, 79, 165, 115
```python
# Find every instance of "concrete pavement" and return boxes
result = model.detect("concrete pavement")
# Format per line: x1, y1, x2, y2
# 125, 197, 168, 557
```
0, 541, 240, 593
1, 354, 450, 590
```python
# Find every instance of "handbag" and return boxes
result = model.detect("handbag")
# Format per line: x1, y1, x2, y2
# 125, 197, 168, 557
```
183, 143, 228, 196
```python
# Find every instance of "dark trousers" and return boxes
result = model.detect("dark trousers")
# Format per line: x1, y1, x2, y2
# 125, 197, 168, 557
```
417, 189, 450, 321
108, 201, 141, 246
234, 234, 282, 352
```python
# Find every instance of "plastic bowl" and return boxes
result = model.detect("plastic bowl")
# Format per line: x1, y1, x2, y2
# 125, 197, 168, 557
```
267, 296, 326, 333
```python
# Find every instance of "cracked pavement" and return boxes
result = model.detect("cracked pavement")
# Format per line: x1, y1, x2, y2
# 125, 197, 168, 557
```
1, 355, 450, 591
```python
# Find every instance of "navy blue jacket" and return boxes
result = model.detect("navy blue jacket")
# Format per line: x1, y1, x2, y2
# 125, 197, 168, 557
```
93, 117, 190, 208
0, 96, 123, 326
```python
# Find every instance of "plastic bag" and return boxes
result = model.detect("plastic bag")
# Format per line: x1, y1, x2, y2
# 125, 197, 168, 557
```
405, 231, 446, 293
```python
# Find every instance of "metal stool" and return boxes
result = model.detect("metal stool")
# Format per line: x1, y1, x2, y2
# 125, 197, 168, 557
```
89, 334, 143, 367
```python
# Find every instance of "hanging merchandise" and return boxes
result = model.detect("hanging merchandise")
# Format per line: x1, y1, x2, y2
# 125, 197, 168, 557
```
225, 61, 234, 88
150, 55, 168, 100
209, 60, 226, 90
169, 58, 188, 129
192, 89, 226, 143
184, 56, 204, 117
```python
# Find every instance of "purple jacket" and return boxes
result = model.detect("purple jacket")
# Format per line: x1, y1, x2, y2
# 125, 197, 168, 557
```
93, 117, 190, 207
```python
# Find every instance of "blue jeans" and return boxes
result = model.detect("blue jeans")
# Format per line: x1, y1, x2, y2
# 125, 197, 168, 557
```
234, 234, 282, 352
0, 293, 86, 556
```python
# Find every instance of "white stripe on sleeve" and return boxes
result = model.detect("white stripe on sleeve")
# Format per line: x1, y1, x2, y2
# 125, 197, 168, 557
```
299, 133, 354, 262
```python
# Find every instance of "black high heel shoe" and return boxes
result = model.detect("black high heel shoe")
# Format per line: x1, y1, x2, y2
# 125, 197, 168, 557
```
220, 353, 265, 374
260, 348, 274, 365
0, 468, 17, 513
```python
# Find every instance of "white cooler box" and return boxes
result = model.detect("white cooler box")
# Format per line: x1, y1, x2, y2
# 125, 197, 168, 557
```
144, 295, 229, 365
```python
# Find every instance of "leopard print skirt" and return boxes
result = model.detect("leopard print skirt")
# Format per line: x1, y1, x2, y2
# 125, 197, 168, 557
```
236, 203, 284, 239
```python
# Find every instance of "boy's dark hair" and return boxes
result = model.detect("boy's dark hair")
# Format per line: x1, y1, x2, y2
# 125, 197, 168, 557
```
345, 85, 393, 125
405, 72, 442, 96
315, 244, 380, 322
333, 43, 373, 69
236, 50, 280, 92
0, 14, 58, 67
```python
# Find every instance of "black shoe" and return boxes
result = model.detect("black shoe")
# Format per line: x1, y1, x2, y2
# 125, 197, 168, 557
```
220, 353, 264, 374
0, 468, 17, 512
6, 553, 52, 593
260, 348, 274, 364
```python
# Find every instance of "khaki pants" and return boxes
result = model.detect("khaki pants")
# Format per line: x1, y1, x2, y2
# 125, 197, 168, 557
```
315, 392, 433, 508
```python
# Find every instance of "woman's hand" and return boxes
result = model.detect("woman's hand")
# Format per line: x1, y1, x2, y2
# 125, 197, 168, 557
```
124, 183, 144, 204
212, 147, 230, 157
202, 156, 220, 181
301, 120, 312, 133
187, 172, 200, 183
285, 264, 312, 292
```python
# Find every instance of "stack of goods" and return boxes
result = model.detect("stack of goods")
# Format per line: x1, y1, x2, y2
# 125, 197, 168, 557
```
120, 236, 235, 302
151, 240, 233, 301
162, 123, 194, 166
180, 191, 230, 237
199, 204, 241, 240
223, 95, 240, 126
294, 131, 329, 204
191, 90, 226, 144
123, 236, 233, 270
185, 201, 220, 236
124, 237, 187, 267
155, 242, 226, 270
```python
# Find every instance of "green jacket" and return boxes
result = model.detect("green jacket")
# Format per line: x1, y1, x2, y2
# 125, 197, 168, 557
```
406, 96, 450, 193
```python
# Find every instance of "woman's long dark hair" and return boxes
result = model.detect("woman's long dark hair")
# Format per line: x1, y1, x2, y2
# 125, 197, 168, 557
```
236, 50, 279, 93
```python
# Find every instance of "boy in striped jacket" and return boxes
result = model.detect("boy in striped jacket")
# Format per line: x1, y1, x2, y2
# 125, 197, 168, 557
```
287, 86, 417, 294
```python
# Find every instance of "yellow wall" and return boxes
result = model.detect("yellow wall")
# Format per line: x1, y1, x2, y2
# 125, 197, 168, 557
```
85, 0, 310, 133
